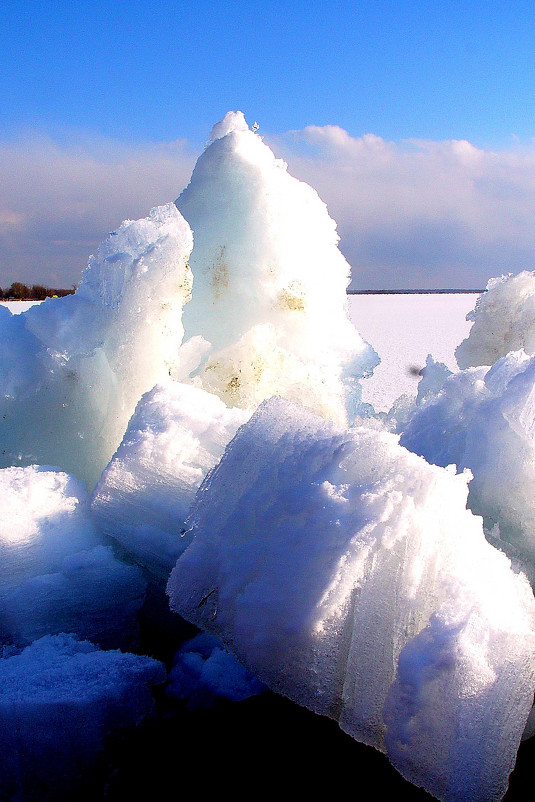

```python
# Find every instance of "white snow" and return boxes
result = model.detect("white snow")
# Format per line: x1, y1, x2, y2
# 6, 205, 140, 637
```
91, 381, 250, 577
0, 293, 476, 419
400, 349, 535, 576
350, 293, 476, 412
0, 300, 42, 314
176, 113, 377, 425
456, 271, 535, 369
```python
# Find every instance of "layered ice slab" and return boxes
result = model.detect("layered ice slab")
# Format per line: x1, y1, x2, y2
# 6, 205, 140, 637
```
0, 465, 145, 649
167, 397, 535, 802
175, 111, 378, 425
0, 634, 165, 799
0, 203, 193, 488
456, 271, 535, 369
91, 381, 249, 578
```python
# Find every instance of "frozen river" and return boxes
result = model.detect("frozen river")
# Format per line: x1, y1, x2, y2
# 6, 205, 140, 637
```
348, 293, 478, 412
2, 294, 479, 414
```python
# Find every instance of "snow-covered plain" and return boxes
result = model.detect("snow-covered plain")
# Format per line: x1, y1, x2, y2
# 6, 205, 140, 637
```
0, 300, 42, 314
2, 113, 535, 802
349, 293, 477, 412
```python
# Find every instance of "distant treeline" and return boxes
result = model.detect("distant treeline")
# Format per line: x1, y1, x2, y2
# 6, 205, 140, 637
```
1, 282, 75, 300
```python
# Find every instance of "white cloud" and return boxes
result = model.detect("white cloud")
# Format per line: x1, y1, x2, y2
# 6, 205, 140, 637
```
0, 134, 195, 288
3, 125, 535, 290
270, 127, 535, 289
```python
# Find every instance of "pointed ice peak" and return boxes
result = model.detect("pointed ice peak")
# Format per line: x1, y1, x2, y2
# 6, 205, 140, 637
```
210, 110, 250, 142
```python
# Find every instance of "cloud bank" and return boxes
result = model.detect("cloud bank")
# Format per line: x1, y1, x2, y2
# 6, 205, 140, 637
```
0, 135, 195, 288
273, 127, 535, 289
2, 125, 535, 290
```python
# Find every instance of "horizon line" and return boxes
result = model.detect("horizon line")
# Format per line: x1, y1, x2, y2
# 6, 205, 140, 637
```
347, 288, 484, 295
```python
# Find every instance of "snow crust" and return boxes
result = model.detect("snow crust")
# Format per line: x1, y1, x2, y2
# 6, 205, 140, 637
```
168, 396, 535, 801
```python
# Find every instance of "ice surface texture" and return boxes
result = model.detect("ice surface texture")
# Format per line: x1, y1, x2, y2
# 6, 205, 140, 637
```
456, 271, 535, 369
91, 381, 249, 577
0, 465, 145, 649
0, 111, 376, 493
176, 110, 378, 425
401, 350, 535, 572
167, 397, 535, 802
0, 204, 192, 488
91, 107, 381, 572
0, 634, 164, 798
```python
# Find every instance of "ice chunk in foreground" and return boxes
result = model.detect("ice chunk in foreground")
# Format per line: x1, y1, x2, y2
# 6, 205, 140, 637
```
456, 271, 535, 369
175, 111, 378, 425
0, 203, 193, 488
0, 634, 165, 799
0, 465, 145, 648
91, 381, 250, 578
167, 397, 535, 802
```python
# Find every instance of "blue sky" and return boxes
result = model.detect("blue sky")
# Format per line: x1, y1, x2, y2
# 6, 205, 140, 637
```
3, 0, 535, 148
2, 0, 535, 288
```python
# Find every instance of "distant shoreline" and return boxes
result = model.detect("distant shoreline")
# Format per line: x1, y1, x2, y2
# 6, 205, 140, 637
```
347, 288, 484, 295
3, 289, 486, 302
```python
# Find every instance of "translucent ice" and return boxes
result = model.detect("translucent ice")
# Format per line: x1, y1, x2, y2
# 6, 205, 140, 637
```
167, 397, 535, 802
401, 349, 535, 569
91, 381, 249, 578
0, 203, 193, 488
0, 634, 164, 798
456, 271, 535, 369
175, 111, 378, 425
0, 465, 145, 649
